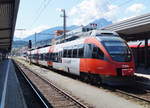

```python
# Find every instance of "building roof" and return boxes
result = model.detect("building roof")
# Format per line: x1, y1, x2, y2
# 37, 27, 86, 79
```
0, 0, 20, 53
102, 13, 150, 41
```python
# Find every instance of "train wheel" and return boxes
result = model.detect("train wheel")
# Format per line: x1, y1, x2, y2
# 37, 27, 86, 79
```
80, 72, 89, 83
90, 74, 102, 86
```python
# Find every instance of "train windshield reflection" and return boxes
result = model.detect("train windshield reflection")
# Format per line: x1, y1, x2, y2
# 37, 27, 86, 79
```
103, 41, 132, 62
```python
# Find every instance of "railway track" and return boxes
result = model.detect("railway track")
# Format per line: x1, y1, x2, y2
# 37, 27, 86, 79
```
115, 88, 150, 103
15, 58, 150, 107
13, 61, 52, 108
14, 61, 90, 108
100, 80, 150, 104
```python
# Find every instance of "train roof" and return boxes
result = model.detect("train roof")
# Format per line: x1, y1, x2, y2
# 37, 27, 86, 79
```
91, 30, 119, 36
54, 29, 119, 44
97, 36, 124, 42
27, 30, 121, 53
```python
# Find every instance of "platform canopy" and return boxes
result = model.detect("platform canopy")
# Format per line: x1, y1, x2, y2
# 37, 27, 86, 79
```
102, 13, 150, 41
0, 0, 19, 53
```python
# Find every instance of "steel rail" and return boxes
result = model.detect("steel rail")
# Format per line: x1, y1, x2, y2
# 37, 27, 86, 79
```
17, 58, 150, 105
116, 89, 150, 103
17, 62, 89, 108
13, 61, 51, 108
28, 68, 89, 108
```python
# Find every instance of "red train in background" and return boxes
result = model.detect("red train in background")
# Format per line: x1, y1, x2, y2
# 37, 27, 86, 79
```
27, 30, 135, 84
129, 41, 150, 67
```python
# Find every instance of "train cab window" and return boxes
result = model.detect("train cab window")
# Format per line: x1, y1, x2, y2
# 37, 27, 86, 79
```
92, 45, 104, 59
103, 41, 132, 62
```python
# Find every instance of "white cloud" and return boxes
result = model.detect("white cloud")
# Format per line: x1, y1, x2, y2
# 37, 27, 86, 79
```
14, 25, 50, 39
68, 0, 118, 25
126, 3, 145, 13
68, 0, 119, 25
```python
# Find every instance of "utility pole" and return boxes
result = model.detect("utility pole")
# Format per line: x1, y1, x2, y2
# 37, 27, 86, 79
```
60, 9, 67, 42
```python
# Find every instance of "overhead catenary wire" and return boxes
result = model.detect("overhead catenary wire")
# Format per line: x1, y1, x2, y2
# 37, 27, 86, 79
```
95, 0, 136, 26
29, 0, 53, 28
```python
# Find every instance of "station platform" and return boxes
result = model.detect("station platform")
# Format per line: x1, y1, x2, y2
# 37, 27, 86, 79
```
0, 60, 27, 108
135, 67, 150, 80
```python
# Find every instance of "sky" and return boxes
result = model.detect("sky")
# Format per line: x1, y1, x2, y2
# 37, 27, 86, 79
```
14, 0, 150, 39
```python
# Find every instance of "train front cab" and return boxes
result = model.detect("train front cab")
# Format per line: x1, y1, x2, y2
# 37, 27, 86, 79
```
80, 37, 135, 85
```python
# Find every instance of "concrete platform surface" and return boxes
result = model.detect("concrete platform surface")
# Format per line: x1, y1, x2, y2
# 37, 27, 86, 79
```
135, 73, 150, 80
0, 60, 27, 108
17, 59, 145, 108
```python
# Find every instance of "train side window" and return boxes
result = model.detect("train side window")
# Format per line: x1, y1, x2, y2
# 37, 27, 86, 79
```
53, 53, 56, 61
45, 53, 49, 61
67, 49, 72, 58
39, 54, 41, 60
92, 45, 104, 59
44, 53, 46, 60
59, 51, 62, 58
73, 49, 78, 58
57, 52, 61, 62
87, 44, 92, 58
78, 44, 84, 58
41, 54, 43, 60
49, 53, 51, 60
63, 49, 68, 57
40, 54, 42, 60
42, 54, 44, 60
55, 53, 58, 62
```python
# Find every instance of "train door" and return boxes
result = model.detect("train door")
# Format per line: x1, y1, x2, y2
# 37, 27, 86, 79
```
62, 45, 80, 75
69, 45, 83, 75
80, 44, 91, 73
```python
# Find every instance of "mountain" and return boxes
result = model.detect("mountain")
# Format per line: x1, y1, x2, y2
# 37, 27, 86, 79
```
12, 40, 28, 48
14, 18, 112, 43
13, 37, 22, 41
22, 25, 78, 43
90, 18, 112, 28
12, 18, 112, 49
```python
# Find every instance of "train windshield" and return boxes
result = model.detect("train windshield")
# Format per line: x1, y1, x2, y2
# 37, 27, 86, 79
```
103, 41, 132, 62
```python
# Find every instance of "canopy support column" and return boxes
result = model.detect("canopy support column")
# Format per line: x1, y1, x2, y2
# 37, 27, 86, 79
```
144, 38, 148, 68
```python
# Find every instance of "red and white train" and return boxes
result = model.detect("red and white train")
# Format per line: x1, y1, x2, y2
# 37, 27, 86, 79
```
27, 30, 135, 84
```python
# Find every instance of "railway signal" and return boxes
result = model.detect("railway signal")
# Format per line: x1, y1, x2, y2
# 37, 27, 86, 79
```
28, 40, 32, 49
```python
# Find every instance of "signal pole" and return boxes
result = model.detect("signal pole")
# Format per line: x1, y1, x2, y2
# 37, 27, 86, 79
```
60, 9, 67, 42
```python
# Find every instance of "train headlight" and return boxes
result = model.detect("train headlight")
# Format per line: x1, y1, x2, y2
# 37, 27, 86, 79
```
122, 68, 134, 76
